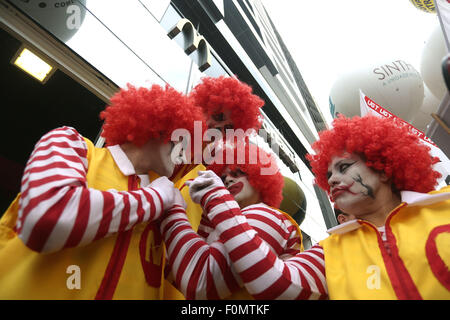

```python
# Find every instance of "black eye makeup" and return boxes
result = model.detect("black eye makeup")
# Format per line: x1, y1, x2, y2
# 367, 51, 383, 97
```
339, 163, 352, 173
223, 168, 246, 180
223, 124, 234, 131
327, 160, 356, 180
232, 168, 246, 177
212, 113, 225, 122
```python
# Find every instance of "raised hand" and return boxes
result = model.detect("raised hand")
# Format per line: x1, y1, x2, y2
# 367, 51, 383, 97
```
184, 170, 226, 204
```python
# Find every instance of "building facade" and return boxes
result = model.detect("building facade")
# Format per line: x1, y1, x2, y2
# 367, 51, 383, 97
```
0, 0, 334, 245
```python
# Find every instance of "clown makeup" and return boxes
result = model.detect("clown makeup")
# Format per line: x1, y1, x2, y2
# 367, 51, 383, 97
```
153, 140, 177, 177
221, 167, 260, 208
206, 110, 233, 135
204, 110, 233, 159
327, 153, 383, 215
170, 140, 188, 166
146, 140, 180, 177
123, 138, 178, 177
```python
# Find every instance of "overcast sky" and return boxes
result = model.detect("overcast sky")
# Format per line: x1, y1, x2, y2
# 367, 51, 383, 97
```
261, 0, 439, 124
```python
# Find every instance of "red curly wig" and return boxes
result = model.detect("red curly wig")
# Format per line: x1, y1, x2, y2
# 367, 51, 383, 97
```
207, 143, 284, 208
100, 84, 205, 146
189, 76, 264, 132
306, 115, 441, 194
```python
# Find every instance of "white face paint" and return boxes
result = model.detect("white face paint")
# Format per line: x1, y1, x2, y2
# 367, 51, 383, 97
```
143, 140, 177, 177
170, 140, 187, 166
204, 110, 233, 157
327, 153, 383, 215
156, 141, 176, 177
222, 168, 260, 207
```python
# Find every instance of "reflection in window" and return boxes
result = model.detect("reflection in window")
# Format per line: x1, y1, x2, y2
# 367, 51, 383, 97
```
68, 0, 192, 92
12, 0, 196, 92
186, 62, 202, 94
65, 3, 165, 89
203, 54, 229, 78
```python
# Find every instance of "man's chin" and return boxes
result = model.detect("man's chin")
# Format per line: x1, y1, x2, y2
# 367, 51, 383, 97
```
156, 166, 175, 178
232, 194, 244, 204
166, 167, 175, 178
335, 202, 360, 217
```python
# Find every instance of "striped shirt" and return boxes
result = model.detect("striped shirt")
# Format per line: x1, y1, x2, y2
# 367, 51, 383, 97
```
17, 126, 170, 253
160, 188, 310, 300
202, 187, 328, 300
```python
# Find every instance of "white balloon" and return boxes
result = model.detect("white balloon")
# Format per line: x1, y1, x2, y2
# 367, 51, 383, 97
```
329, 59, 424, 122
421, 25, 447, 101
10, 0, 86, 42
411, 84, 441, 132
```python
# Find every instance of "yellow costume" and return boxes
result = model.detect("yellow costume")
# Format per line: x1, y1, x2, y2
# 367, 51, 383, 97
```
0, 138, 165, 299
321, 186, 450, 299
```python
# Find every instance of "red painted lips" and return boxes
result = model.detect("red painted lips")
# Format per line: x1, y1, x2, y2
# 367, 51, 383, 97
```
227, 182, 243, 196
331, 182, 356, 200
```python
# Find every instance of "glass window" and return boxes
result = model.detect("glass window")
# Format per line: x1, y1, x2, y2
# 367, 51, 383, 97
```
73, 0, 192, 91
161, 5, 229, 80
202, 53, 229, 78
186, 62, 203, 93
64, 2, 166, 89
10, 0, 194, 92
160, 4, 184, 34
138, 0, 171, 22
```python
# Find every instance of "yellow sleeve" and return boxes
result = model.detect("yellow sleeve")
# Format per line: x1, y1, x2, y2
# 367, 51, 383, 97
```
0, 193, 20, 250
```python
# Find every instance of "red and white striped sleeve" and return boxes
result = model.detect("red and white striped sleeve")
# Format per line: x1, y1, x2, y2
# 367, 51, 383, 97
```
160, 200, 242, 300
197, 210, 214, 239
204, 192, 329, 300
241, 204, 302, 259
160, 187, 322, 300
17, 126, 170, 253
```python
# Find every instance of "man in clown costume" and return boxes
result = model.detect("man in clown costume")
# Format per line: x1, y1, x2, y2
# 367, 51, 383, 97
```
0, 84, 204, 299
170, 75, 265, 231
178, 115, 450, 300
161, 143, 303, 299
162, 75, 267, 299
